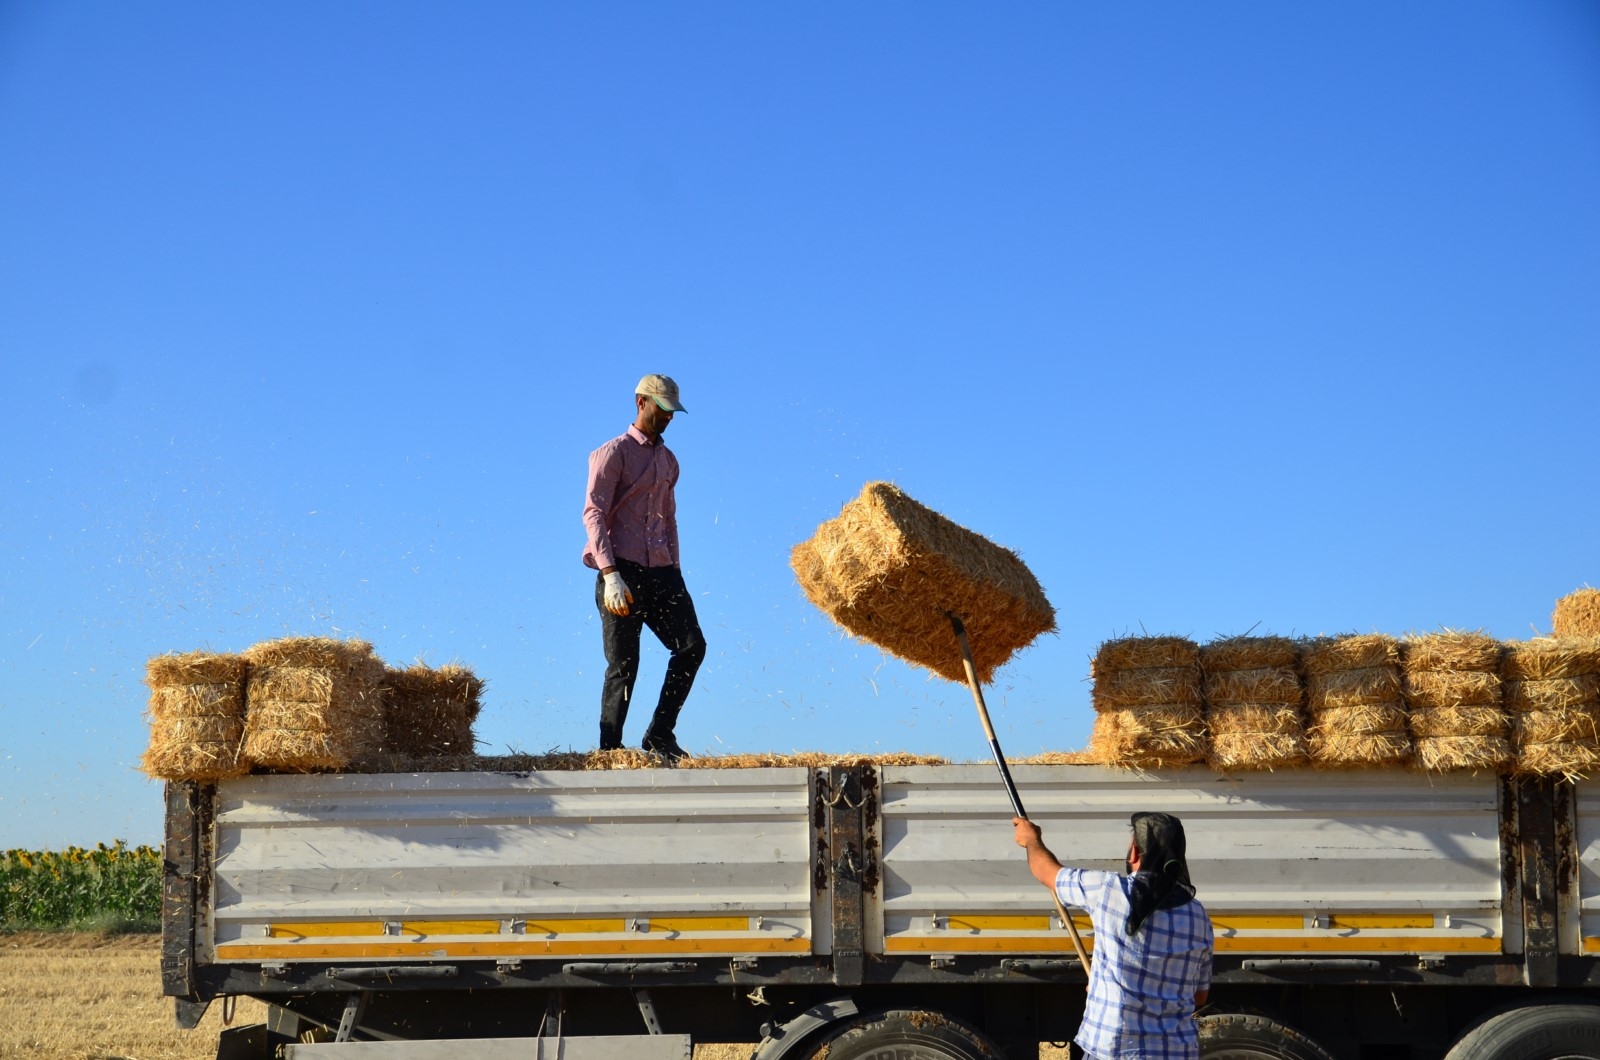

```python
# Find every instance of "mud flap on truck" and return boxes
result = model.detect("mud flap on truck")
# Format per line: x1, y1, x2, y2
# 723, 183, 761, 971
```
280, 1036, 691, 1060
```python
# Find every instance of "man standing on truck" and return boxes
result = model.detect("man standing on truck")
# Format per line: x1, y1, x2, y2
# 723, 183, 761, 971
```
1013, 812, 1213, 1060
582, 373, 706, 763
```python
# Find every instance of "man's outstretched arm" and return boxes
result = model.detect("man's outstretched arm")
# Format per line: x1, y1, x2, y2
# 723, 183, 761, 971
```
1013, 817, 1064, 890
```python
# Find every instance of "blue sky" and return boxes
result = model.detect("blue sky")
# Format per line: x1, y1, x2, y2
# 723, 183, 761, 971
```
2, 3, 1598, 849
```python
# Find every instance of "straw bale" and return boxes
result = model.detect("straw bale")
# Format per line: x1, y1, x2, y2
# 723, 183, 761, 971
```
1307, 667, 1403, 710
382, 663, 483, 758
1093, 637, 1200, 675
242, 637, 387, 771
1207, 732, 1308, 771
1554, 589, 1600, 639
1199, 636, 1299, 674
1302, 634, 1400, 676
1402, 631, 1501, 674
1512, 708, 1600, 745
140, 716, 249, 781
1308, 730, 1411, 768
1309, 703, 1409, 738
790, 482, 1055, 684
1090, 705, 1206, 768
1206, 703, 1304, 736
148, 683, 244, 719
1409, 705, 1507, 738
1204, 668, 1303, 707
1503, 674, 1600, 713
145, 651, 247, 689
1501, 639, 1600, 682
1413, 735, 1512, 774
1516, 740, 1600, 780
1402, 670, 1502, 711
1092, 666, 1204, 710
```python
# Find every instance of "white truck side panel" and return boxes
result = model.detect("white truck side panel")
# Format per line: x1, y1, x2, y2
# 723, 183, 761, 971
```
877, 766, 1504, 956
209, 769, 818, 961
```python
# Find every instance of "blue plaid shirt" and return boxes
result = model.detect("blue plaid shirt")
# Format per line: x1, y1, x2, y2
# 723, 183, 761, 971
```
1055, 868, 1213, 1060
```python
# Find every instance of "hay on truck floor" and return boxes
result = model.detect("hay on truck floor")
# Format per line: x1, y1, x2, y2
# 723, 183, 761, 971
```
1088, 636, 1207, 768
1303, 634, 1411, 768
344, 750, 953, 774
242, 637, 387, 772
1502, 638, 1600, 779
1554, 588, 1600, 639
382, 662, 484, 758
1402, 630, 1508, 774
140, 651, 250, 781
790, 482, 1056, 686
1199, 636, 1306, 771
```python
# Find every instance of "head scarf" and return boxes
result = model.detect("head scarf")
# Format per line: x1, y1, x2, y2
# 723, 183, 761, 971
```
1125, 811, 1196, 936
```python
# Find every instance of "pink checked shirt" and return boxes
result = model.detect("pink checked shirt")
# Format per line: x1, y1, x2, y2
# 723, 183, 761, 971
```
582, 425, 681, 571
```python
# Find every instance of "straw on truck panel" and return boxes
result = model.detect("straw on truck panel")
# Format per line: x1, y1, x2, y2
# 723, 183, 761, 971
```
140, 650, 250, 781
790, 481, 1055, 685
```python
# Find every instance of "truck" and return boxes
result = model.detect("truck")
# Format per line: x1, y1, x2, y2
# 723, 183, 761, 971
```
161, 760, 1600, 1060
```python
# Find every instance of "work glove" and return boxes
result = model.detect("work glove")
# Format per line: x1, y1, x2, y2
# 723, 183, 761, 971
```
602, 571, 633, 616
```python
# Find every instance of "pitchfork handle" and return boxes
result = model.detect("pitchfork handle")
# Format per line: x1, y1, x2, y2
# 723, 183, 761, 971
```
948, 614, 1026, 818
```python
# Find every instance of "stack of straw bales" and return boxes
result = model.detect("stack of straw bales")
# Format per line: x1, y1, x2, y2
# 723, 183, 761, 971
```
140, 652, 250, 781
241, 637, 387, 772
1303, 634, 1411, 768
1502, 639, 1600, 778
1200, 637, 1306, 771
381, 663, 483, 758
1554, 589, 1600, 639
1088, 637, 1206, 768
1402, 632, 1508, 773
790, 482, 1055, 684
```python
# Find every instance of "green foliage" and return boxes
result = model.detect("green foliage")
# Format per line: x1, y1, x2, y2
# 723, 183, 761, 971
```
1, 841, 162, 930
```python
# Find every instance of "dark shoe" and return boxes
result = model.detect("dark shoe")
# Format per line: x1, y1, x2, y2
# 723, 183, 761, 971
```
641, 731, 688, 764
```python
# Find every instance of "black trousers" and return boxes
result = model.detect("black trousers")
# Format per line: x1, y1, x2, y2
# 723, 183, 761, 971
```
596, 561, 707, 749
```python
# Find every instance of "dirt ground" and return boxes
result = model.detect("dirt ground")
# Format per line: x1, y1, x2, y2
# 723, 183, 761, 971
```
0, 933, 1070, 1060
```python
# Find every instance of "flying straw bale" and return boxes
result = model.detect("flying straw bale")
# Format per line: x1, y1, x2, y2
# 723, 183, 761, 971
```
790, 482, 1055, 684
381, 662, 484, 758
140, 651, 250, 781
1501, 638, 1600, 779
1200, 635, 1306, 771
1401, 631, 1508, 773
242, 637, 387, 772
1087, 636, 1206, 768
1303, 634, 1411, 768
1554, 589, 1600, 639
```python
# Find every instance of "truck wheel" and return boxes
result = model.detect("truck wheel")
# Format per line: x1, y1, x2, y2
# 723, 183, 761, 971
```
794, 1010, 1000, 1060
1444, 1002, 1600, 1060
1199, 1013, 1337, 1060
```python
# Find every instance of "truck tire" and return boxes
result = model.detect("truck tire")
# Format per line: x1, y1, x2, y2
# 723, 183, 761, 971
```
792, 1010, 1000, 1060
1443, 1003, 1600, 1060
1198, 1013, 1337, 1060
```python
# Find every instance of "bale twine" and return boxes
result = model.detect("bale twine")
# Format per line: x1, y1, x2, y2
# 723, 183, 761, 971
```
139, 651, 250, 781
1088, 636, 1205, 768
1199, 635, 1306, 771
381, 663, 484, 758
242, 637, 386, 771
1553, 589, 1600, 639
790, 482, 1055, 685
1303, 634, 1411, 768
1402, 631, 1508, 773
1501, 638, 1600, 779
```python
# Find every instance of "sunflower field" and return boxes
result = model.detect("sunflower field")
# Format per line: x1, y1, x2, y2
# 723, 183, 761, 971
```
1, 841, 162, 930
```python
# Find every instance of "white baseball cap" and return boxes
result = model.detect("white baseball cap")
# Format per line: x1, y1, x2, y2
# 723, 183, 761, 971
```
636, 374, 687, 413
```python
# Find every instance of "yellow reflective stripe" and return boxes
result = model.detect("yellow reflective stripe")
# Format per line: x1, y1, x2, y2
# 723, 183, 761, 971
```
1212, 916, 1303, 931
1328, 915, 1434, 930
650, 917, 751, 932
268, 922, 386, 938
216, 937, 812, 961
403, 920, 502, 936
945, 915, 1052, 932
1582, 937, 1600, 954
1214, 936, 1499, 953
524, 919, 627, 935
